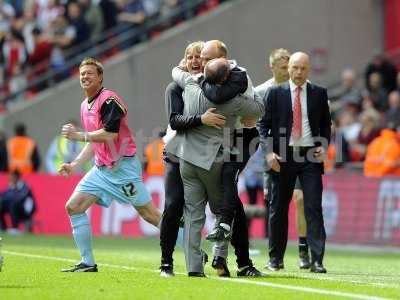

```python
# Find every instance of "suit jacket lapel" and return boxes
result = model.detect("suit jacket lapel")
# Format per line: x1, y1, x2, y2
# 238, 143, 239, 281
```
306, 82, 313, 125
283, 82, 292, 138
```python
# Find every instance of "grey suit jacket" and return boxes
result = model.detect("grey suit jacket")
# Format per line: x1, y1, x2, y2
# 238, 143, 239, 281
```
165, 67, 264, 171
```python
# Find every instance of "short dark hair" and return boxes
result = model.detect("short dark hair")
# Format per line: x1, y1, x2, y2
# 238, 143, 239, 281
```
205, 61, 230, 84
10, 169, 21, 179
15, 123, 26, 136
32, 27, 42, 36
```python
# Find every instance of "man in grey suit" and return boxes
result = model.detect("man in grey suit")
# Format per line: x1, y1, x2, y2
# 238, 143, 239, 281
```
165, 58, 264, 276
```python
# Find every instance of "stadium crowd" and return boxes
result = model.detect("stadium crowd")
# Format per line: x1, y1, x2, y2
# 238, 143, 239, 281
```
0, 0, 225, 110
326, 54, 400, 176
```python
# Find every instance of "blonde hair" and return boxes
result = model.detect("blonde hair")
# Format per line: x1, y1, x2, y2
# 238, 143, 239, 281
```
184, 41, 205, 59
79, 57, 104, 75
207, 40, 228, 57
269, 48, 291, 66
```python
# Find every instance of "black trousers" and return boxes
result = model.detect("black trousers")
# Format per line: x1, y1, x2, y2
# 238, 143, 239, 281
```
160, 154, 252, 268
268, 148, 326, 264
220, 161, 251, 268
220, 127, 259, 226
160, 155, 184, 266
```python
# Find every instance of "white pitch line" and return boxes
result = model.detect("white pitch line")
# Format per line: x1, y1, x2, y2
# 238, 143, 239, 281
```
271, 271, 398, 289
3, 250, 392, 300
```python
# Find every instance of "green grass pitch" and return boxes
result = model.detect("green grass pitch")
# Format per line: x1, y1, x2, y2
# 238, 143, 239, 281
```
0, 235, 399, 300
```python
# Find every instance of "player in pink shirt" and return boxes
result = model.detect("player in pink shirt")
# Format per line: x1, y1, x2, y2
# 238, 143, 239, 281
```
59, 57, 161, 272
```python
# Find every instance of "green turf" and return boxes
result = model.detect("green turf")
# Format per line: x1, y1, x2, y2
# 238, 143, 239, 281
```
0, 235, 399, 300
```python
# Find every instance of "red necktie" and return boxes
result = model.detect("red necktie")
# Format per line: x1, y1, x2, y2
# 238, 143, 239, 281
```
292, 86, 302, 140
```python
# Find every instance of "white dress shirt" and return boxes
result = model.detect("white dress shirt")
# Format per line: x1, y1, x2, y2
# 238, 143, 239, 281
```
289, 79, 314, 147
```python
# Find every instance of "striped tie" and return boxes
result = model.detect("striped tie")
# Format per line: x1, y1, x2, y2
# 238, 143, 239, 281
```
292, 86, 302, 141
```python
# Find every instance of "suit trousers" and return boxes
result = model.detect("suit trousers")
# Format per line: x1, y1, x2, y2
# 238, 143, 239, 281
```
160, 154, 252, 269
179, 159, 228, 273
268, 148, 326, 264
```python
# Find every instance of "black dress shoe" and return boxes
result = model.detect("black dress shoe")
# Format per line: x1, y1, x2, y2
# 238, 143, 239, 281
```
212, 256, 230, 277
265, 258, 284, 271
206, 225, 231, 242
237, 264, 267, 277
188, 272, 206, 277
310, 262, 327, 273
160, 264, 174, 277
61, 262, 98, 272
299, 251, 311, 269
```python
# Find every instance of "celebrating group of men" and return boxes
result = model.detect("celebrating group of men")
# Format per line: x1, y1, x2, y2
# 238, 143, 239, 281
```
58, 39, 330, 277
159, 40, 331, 277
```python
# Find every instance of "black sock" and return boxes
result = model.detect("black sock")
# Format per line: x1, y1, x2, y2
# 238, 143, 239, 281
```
298, 237, 308, 254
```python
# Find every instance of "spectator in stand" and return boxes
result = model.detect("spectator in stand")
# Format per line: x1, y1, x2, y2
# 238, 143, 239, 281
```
144, 130, 165, 177
7, 123, 40, 174
151, 0, 182, 32
78, 0, 104, 42
365, 54, 398, 93
0, 129, 7, 172
367, 72, 388, 112
364, 123, 400, 177
142, 0, 161, 19
48, 14, 75, 81
36, 0, 64, 34
1, 29, 27, 103
45, 120, 92, 174
361, 91, 376, 112
0, 1, 15, 40
351, 110, 381, 161
337, 110, 361, 146
49, 13, 76, 50
10, 0, 25, 17
1, 29, 27, 81
117, 0, 146, 28
159, 0, 182, 21
9, 5, 33, 55
329, 68, 362, 114
99, 0, 119, 31
28, 27, 53, 92
67, 1, 90, 47
0, 170, 36, 233
116, 0, 146, 47
325, 123, 350, 173
386, 90, 400, 130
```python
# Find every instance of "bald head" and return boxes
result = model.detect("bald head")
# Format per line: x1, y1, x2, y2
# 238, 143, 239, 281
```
288, 52, 310, 86
342, 68, 356, 88
200, 40, 228, 70
204, 58, 230, 84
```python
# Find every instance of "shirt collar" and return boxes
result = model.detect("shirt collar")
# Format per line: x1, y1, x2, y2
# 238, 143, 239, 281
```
289, 79, 307, 92
88, 87, 104, 104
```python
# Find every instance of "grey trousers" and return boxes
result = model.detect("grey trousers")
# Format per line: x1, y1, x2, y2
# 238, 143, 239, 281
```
179, 159, 228, 273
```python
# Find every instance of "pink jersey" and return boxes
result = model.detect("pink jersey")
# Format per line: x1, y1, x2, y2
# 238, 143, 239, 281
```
80, 88, 136, 167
